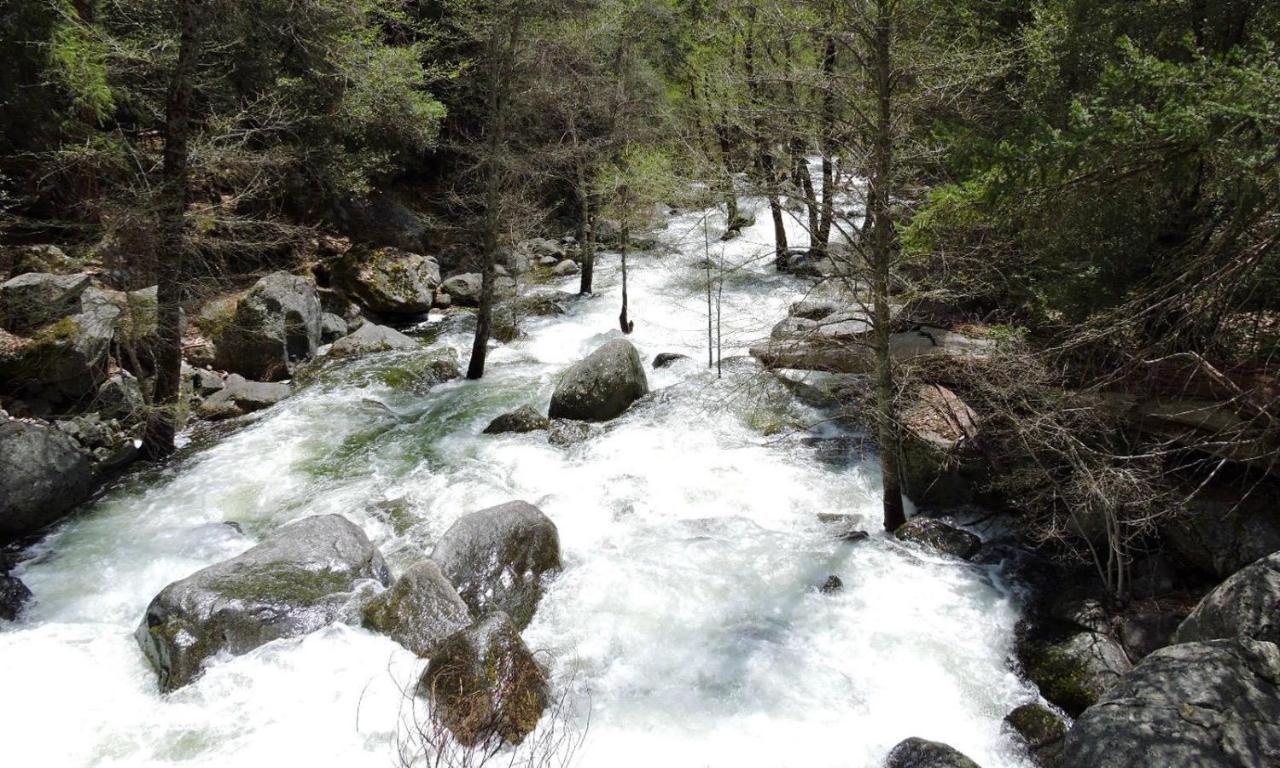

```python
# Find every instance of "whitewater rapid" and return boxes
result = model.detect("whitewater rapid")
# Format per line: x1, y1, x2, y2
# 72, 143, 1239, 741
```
0, 199, 1038, 767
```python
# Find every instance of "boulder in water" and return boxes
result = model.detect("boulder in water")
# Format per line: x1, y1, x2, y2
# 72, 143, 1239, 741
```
483, 405, 550, 435
1004, 702, 1067, 750
1173, 551, 1280, 645
1060, 639, 1280, 768
885, 737, 983, 768
548, 339, 649, 422
1016, 626, 1132, 716
0, 419, 95, 540
652, 352, 689, 369
894, 518, 981, 560
135, 514, 390, 692
439, 273, 515, 307
547, 419, 594, 447
417, 612, 548, 747
214, 272, 322, 381
332, 246, 440, 315
328, 322, 418, 358
1, 573, 33, 621
362, 560, 472, 657
430, 500, 561, 630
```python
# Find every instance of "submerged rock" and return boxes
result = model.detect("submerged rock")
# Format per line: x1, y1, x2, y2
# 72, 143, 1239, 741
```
417, 612, 548, 747
820, 575, 844, 594
816, 513, 871, 542
885, 737, 983, 768
548, 339, 649, 422
894, 518, 981, 560
652, 352, 689, 368
214, 272, 322, 381
1060, 639, 1280, 768
332, 246, 439, 315
1, 573, 33, 620
547, 418, 594, 447
1173, 551, 1280, 645
430, 501, 561, 630
135, 514, 390, 692
1004, 702, 1067, 750
0, 419, 95, 540
362, 560, 472, 657
328, 322, 418, 358
483, 405, 551, 435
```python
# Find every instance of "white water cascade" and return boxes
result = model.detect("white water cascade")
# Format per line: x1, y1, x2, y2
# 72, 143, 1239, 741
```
0, 196, 1038, 768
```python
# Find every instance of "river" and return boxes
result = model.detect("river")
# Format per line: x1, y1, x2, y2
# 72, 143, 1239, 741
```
0, 197, 1037, 768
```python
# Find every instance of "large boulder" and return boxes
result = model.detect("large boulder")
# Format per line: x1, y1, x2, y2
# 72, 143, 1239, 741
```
1173, 552, 1280, 645
548, 339, 649, 422
417, 612, 548, 747
362, 560, 472, 657
884, 737, 983, 768
1017, 626, 1132, 716
430, 501, 561, 630
332, 246, 439, 315
1060, 639, 1280, 768
135, 514, 390, 692
899, 384, 984, 509
439, 273, 516, 308
0, 419, 95, 540
4, 244, 78, 278
483, 405, 551, 435
94, 371, 146, 423
0, 286, 120, 402
894, 518, 981, 560
196, 374, 291, 421
327, 322, 418, 358
214, 272, 321, 381
0, 272, 91, 332
1164, 491, 1280, 580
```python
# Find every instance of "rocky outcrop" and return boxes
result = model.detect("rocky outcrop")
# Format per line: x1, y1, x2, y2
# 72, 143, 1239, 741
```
196, 375, 291, 421
54, 413, 140, 470
750, 323, 995, 375
894, 518, 981, 560
0, 272, 91, 332
1, 573, 33, 621
332, 246, 440, 315
1173, 552, 1280, 645
362, 560, 472, 657
548, 339, 649, 422
0, 286, 120, 402
1060, 639, 1280, 768
430, 501, 561, 630
417, 612, 548, 746
327, 322, 418, 358
0, 419, 95, 540
3, 244, 78, 278
483, 405, 551, 435
214, 272, 321, 381
135, 514, 390, 692
1164, 491, 1280, 580
94, 371, 145, 423
885, 737, 983, 768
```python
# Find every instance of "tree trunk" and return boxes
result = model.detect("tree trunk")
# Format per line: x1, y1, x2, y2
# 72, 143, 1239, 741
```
743, 9, 787, 264
578, 182, 596, 294
142, 0, 200, 459
618, 187, 633, 334
868, 0, 905, 532
813, 34, 837, 258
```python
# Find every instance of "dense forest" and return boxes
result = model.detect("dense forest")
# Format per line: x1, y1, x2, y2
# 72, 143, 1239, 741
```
2, 2, 1278, 767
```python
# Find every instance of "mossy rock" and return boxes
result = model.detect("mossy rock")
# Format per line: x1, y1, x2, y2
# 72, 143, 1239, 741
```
1004, 702, 1067, 748
1016, 623, 1132, 716
362, 560, 472, 657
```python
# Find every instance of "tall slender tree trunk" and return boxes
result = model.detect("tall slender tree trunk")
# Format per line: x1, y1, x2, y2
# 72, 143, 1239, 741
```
142, 0, 200, 459
743, 9, 786, 263
813, 34, 837, 258
467, 19, 518, 380
715, 125, 740, 231
618, 187, 633, 334
577, 180, 596, 294
868, 0, 905, 531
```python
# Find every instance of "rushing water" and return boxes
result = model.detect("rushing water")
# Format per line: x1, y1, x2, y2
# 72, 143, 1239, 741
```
0, 198, 1038, 768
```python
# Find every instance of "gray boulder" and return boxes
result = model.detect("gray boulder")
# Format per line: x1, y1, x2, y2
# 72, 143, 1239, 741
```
439, 273, 515, 307
653, 352, 689, 369
0, 272, 90, 332
362, 560, 471, 657
552, 259, 579, 276
135, 514, 390, 692
1, 573, 34, 620
5, 244, 78, 278
1174, 552, 1280, 645
328, 322, 418, 358
0, 419, 95, 540
320, 312, 348, 343
894, 518, 981, 560
548, 339, 649, 422
95, 371, 146, 423
214, 272, 321, 381
547, 419, 594, 447
1165, 492, 1280, 580
332, 246, 439, 315
430, 501, 561, 630
1060, 639, 1280, 768
417, 612, 548, 747
196, 375, 291, 421
1017, 628, 1132, 716
484, 405, 551, 435
885, 738, 982, 768
0, 286, 119, 402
